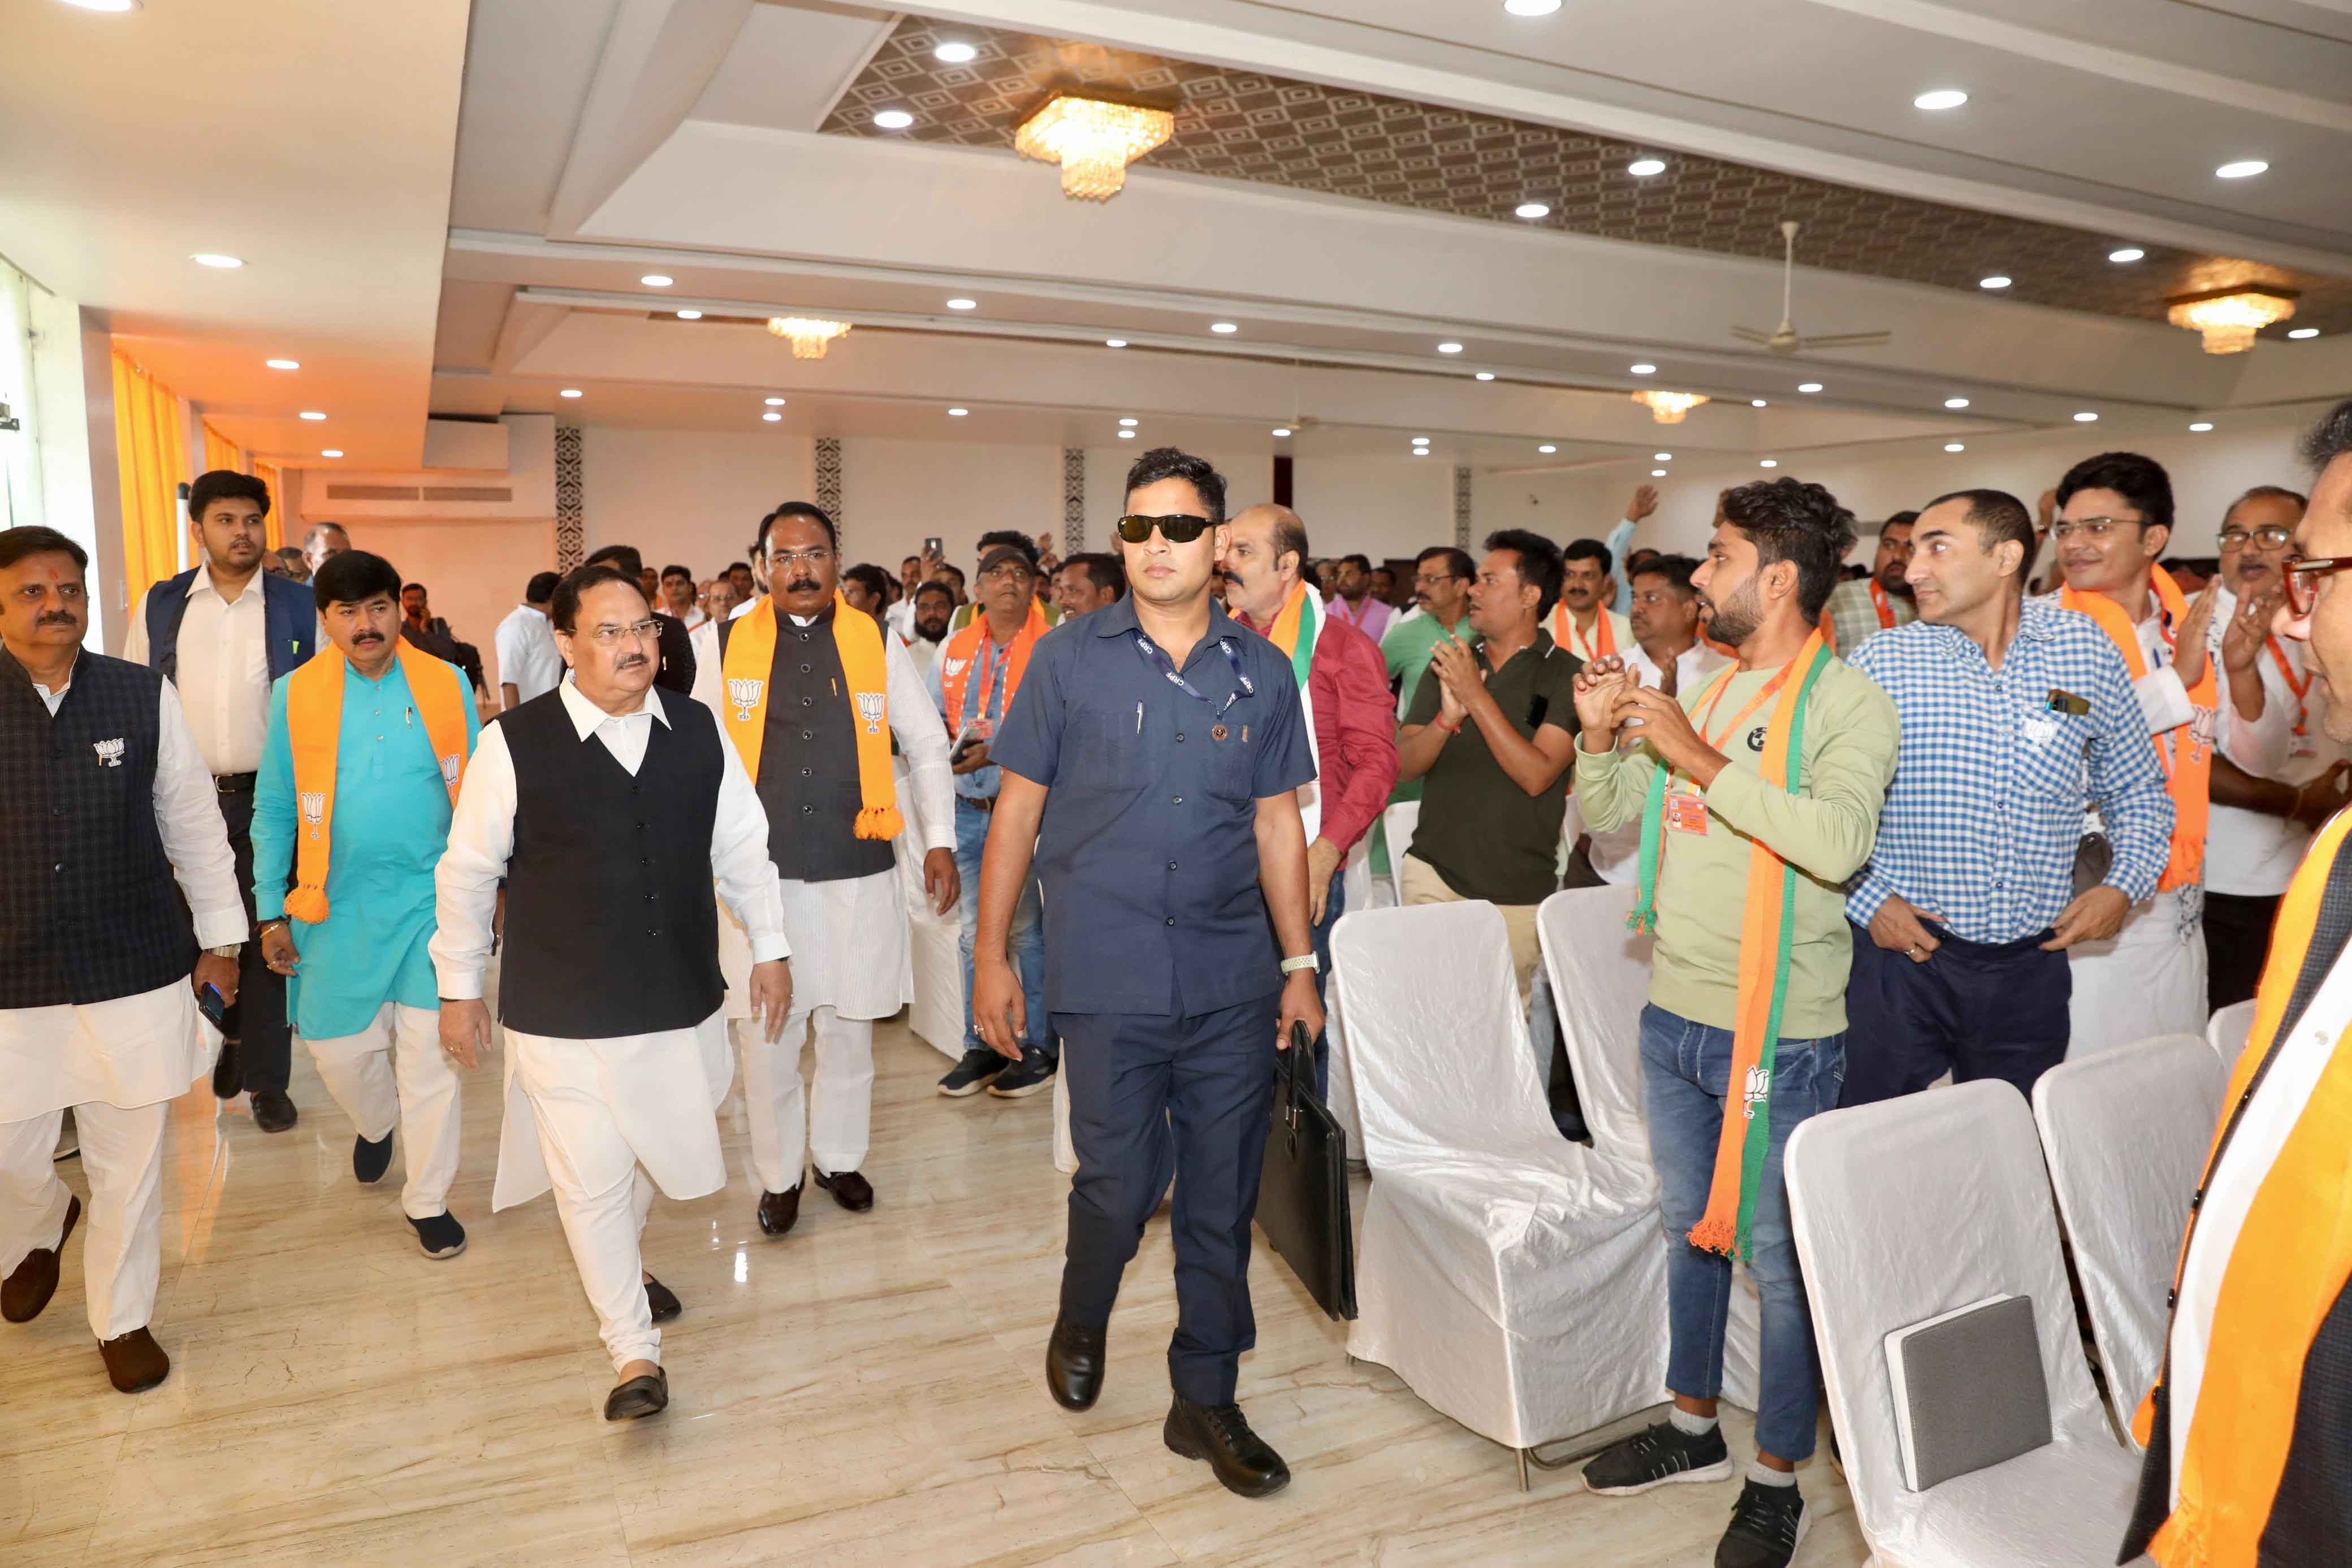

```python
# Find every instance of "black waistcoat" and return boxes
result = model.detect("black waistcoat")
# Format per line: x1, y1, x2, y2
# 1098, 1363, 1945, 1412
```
496, 691, 725, 1038
718, 610, 893, 885
0, 648, 196, 1008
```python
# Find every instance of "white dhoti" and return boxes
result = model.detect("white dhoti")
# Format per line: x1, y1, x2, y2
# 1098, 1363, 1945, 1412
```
0, 978, 209, 1340
2066, 887, 2208, 1057
492, 1008, 730, 1374
306, 1002, 461, 1220
722, 868, 910, 1189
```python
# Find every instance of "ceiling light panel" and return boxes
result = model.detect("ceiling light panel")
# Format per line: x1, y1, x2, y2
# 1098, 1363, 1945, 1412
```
1913, 89, 1968, 111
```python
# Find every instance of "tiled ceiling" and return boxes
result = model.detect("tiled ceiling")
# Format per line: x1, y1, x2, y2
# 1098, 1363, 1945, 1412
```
819, 15, 2351, 338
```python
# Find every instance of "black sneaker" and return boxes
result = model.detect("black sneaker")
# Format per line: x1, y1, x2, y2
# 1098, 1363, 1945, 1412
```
408, 1211, 467, 1260
987, 1046, 1057, 1099
1717, 1478, 1808, 1568
937, 1048, 1006, 1098
1582, 1418, 1733, 1496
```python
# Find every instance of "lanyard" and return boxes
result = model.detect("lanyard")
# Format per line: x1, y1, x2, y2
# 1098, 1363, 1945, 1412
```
2268, 635, 2313, 738
1131, 631, 1253, 717
1691, 661, 1795, 752
963, 627, 1010, 727
1869, 579, 1896, 630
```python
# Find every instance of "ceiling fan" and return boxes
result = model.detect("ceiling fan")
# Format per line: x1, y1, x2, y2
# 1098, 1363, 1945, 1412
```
1732, 221, 1893, 356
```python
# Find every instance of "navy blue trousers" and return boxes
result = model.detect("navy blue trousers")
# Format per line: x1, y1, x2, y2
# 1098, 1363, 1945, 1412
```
1839, 919, 2072, 1107
1055, 995, 1281, 1405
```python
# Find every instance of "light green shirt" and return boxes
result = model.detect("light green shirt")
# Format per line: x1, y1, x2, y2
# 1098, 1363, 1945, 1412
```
1574, 657, 1898, 1038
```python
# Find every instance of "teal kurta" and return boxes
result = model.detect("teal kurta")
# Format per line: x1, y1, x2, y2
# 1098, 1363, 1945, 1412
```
252, 657, 478, 1040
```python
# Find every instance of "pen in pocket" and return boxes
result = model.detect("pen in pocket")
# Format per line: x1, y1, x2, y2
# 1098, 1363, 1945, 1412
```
1135, 701, 1142, 735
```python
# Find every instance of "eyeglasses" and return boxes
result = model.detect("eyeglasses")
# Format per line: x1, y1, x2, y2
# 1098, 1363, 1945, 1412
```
581, 619, 662, 646
764, 547, 834, 570
1412, 572, 1465, 590
980, 562, 1035, 583
2220, 525, 2296, 551
1116, 513, 1215, 545
2284, 556, 2352, 617
2050, 516, 2139, 541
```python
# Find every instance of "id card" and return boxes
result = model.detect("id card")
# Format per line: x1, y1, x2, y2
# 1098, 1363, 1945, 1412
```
2020, 716, 2058, 746
1663, 791, 1710, 836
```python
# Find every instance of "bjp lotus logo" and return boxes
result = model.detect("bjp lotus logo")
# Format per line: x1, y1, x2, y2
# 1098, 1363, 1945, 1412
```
299, 791, 326, 840
855, 692, 887, 735
727, 677, 764, 724
91, 737, 124, 769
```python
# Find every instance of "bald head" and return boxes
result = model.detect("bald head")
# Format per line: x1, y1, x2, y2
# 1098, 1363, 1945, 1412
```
1221, 503, 1312, 625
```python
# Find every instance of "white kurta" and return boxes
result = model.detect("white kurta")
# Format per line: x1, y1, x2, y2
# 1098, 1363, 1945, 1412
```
0, 681, 247, 1120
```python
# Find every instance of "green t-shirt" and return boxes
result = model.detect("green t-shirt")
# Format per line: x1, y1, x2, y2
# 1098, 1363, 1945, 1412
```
1402, 630, 1584, 906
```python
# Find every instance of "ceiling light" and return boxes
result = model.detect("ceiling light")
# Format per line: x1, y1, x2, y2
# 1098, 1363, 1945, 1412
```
319, 449, 342, 458
767, 316, 852, 358
1627, 158, 1666, 177
946, 298, 977, 310
762, 412, 781, 422
1118, 417, 1138, 427
948, 407, 969, 417
1014, 94, 1174, 201
1515, 202, 1551, 219
2109, 248, 2145, 264
1629, 362, 1657, 375
1944, 443, 1966, 452
1412, 436, 1432, 445
1944, 397, 1971, 409
1272, 427, 1291, 438
299, 411, 326, 421
265, 358, 300, 371
1412, 448, 1430, 457
1504, 0, 1563, 12
2216, 160, 2268, 179
1119, 429, 1135, 439
1913, 89, 1969, 111
1797, 382, 1823, 393
1104, 338, 1127, 348
764, 396, 786, 406
640, 274, 672, 287
873, 110, 915, 130
190, 253, 243, 269
675, 309, 702, 320
1476, 371, 1496, 381
1210, 322, 1239, 335
1633, 390, 1709, 424
1654, 452, 1672, 461
933, 41, 978, 63
559, 388, 583, 399
1980, 275, 2012, 289
1759, 459, 1779, 468
2190, 422, 2214, 432
60, 0, 141, 10
1651, 469, 1668, 477
1437, 342, 1465, 354
2073, 411, 2099, 422
1752, 399, 1769, 408
1538, 444, 1558, 453
2288, 327, 2320, 339
2166, 283, 2299, 353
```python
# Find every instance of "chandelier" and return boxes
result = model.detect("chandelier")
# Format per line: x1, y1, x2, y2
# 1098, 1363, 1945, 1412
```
766, 317, 853, 359
1631, 390, 1709, 424
2165, 284, 2298, 354
1014, 94, 1174, 202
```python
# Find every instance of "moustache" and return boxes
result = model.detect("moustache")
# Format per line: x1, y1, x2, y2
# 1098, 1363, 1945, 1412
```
37, 613, 77, 626
352, 633, 384, 646
614, 653, 648, 672
785, 579, 820, 594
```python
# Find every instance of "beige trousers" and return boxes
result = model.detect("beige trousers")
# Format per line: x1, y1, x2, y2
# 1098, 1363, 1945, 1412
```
1400, 856, 1544, 1003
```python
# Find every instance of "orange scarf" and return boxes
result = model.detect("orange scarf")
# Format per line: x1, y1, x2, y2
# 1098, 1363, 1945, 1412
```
719, 594, 902, 841
939, 601, 1046, 732
2136, 805, 2352, 1566
1553, 603, 1617, 660
2063, 568, 2213, 891
283, 643, 471, 924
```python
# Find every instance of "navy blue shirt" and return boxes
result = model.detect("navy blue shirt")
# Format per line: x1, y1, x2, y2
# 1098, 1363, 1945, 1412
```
991, 594, 1316, 1016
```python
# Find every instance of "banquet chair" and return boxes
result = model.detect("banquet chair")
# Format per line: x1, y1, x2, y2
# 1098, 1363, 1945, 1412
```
1381, 800, 1420, 908
2204, 998, 2257, 1072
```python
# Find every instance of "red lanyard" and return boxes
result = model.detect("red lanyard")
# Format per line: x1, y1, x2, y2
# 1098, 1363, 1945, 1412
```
2269, 636, 2312, 737
1869, 579, 1896, 629
1690, 662, 1795, 753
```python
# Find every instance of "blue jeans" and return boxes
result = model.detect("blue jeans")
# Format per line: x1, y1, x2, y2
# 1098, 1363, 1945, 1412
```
957, 798, 1050, 1056
1638, 1002, 1844, 1462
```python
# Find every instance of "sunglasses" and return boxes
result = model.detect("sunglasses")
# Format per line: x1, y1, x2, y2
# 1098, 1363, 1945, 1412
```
1116, 513, 1216, 545
2284, 556, 2352, 618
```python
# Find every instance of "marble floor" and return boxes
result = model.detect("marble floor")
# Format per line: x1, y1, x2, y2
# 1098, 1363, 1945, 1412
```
3, 1018, 1869, 1567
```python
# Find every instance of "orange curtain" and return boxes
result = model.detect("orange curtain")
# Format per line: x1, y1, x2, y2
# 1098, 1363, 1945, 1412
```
113, 349, 192, 609
253, 461, 284, 550
200, 419, 241, 477
197, 421, 282, 550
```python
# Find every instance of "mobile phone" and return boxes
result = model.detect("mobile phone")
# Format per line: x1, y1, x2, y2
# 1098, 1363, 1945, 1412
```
196, 982, 229, 1029
924, 535, 944, 559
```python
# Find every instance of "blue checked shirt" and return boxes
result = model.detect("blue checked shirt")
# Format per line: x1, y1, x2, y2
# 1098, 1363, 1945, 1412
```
1845, 600, 2174, 943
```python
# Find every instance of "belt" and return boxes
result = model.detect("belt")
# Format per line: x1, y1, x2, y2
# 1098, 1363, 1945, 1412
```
214, 773, 258, 794
957, 794, 998, 814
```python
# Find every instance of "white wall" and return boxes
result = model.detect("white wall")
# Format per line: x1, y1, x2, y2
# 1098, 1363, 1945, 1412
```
344, 516, 556, 692
1290, 456, 1458, 564
845, 437, 1062, 569
583, 426, 814, 576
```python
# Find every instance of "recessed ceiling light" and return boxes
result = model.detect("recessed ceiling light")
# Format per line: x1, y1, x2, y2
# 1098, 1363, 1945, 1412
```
762, 412, 781, 422
1475, 371, 1496, 381
1651, 469, 1667, 477
1210, 322, 1239, 334
2190, 422, 2214, 432
1437, 341, 1464, 354
764, 396, 786, 406
60, 0, 141, 11
1797, 382, 1823, 393
1980, 275, 2012, 289
675, 309, 702, 320
1654, 452, 1672, 461
559, 388, 583, 399
640, 274, 672, 287
1119, 430, 1136, 439
933, 41, 978, 63
1944, 443, 1966, 453
1913, 89, 1969, 111
1515, 202, 1551, 219
190, 253, 243, 269
1105, 338, 1127, 348
319, 449, 342, 458
1272, 427, 1292, 438
2108, 248, 2145, 264
1412, 448, 1430, 457
2074, 411, 2099, 422
1759, 459, 1779, 468
299, 411, 326, 421
1752, 399, 1769, 408
2288, 327, 2320, 339
2216, 160, 2268, 179
874, 110, 915, 130
946, 298, 977, 310
947, 407, 969, 417
1503, 0, 1563, 14
1944, 397, 1971, 409
1412, 435, 1432, 444
1627, 158, 1666, 177
1630, 362, 1657, 375
265, 358, 300, 371
1538, 444, 1558, 453
1118, 417, 1138, 427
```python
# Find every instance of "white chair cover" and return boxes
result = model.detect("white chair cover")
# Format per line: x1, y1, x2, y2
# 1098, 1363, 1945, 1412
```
2206, 998, 2257, 1071
1382, 800, 1421, 907
1335, 900, 1675, 1450
892, 810, 962, 1059
2031, 1035, 2224, 1441
1786, 1081, 2141, 1568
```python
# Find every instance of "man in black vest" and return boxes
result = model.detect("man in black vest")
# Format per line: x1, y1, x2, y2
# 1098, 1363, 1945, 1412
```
123, 469, 314, 1133
435, 564, 790, 1420
1, 526, 247, 1394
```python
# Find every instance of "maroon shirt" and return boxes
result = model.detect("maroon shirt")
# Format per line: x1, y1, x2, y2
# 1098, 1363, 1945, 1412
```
1235, 604, 1399, 856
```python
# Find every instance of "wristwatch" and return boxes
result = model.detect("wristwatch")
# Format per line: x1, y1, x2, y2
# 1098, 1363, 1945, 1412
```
1279, 954, 1321, 976
205, 944, 242, 959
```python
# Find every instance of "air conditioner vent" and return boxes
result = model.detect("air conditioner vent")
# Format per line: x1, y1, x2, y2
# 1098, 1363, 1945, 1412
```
325, 484, 422, 501
420, 486, 513, 503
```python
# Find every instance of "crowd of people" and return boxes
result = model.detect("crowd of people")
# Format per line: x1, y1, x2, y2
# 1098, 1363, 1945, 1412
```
6, 400, 2352, 1568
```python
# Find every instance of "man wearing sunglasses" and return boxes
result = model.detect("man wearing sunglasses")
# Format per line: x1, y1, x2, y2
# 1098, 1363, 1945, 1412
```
973, 447, 1321, 1500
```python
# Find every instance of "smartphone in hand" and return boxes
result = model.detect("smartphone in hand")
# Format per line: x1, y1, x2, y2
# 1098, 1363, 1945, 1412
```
196, 983, 230, 1029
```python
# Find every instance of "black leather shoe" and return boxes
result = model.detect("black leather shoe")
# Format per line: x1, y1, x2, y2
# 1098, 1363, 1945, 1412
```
250, 1089, 298, 1134
813, 1167, 874, 1212
353, 1129, 394, 1184
98, 1327, 171, 1393
1045, 1318, 1105, 1411
1164, 1396, 1290, 1498
756, 1184, 802, 1238
645, 1275, 681, 1324
211, 1038, 242, 1098
603, 1366, 668, 1421
2, 1194, 78, 1323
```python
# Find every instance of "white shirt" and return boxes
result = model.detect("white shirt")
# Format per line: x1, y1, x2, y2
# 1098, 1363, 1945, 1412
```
430, 681, 790, 1003
2207, 583, 2318, 897
492, 604, 563, 704
1583, 640, 1731, 884
123, 568, 269, 777
884, 598, 916, 644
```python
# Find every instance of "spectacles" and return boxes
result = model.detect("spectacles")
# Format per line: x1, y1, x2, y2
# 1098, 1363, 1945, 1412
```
2284, 556, 2352, 617
765, 547, 834, 570
2050, 516, 2139, 541
980, 562, 1035, 583
582, 619, 662, 646
1413, 572, 1465, 589
1116, 513, 1214, 545
2221, 525, 2296, 551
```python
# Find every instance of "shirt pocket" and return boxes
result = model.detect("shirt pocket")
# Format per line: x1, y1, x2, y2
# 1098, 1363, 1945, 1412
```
2012, 711, 2092, 800
1061, 705, 1147, 792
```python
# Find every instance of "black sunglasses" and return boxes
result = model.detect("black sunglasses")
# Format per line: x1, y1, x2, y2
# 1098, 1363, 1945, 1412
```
1116, 513, 1216, 545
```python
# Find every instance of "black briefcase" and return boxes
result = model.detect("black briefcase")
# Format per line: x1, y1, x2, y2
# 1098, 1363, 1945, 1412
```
1256, 1022, 1357, 1321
